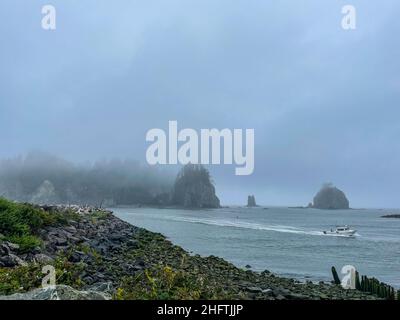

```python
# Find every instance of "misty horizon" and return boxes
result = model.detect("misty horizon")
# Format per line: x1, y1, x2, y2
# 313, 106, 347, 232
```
0, 150, 397, 210
1, 1, 400, 208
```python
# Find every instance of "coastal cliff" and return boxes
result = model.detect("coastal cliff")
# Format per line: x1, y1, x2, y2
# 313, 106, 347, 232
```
0, 199, 380, 300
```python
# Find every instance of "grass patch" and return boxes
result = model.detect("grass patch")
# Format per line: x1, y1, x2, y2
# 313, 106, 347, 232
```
0, 264, 43, 295
114, 264, 230, 300
0, 198, 73, 252
0, 254, 87, 295
89, 210, 111, 224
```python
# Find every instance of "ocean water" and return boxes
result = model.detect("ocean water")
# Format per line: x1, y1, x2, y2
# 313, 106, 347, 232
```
112, 206, 400, 288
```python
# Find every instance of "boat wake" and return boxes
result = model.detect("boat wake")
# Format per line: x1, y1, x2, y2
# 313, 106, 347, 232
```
168, 216, 325, 236
123, 211, 359, 238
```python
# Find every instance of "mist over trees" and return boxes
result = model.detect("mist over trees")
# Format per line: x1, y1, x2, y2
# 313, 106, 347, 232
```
0, 152, 174, 207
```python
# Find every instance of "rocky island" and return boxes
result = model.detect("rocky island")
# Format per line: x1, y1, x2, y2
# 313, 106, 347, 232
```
247, 195, 257, 207
311, 184, 350, 210
0, 198, 384, 300
171, 164, 220, 208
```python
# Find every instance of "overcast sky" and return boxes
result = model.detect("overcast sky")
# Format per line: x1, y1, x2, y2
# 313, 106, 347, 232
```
1, 0, 399, 208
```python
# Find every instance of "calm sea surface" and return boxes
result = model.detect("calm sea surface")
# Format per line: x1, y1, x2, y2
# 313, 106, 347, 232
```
112, 206, 400, 288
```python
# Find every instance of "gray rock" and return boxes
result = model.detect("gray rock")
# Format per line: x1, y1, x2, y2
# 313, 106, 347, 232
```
5, 242, 20, 251
93, 273, 105, 281
109, 234, 124, 242
69, 251, 85, 263
246, 286, 263, 293
34, 254, 54, 264
0, 254, 27, 267
0, 242, 20, 256
127, 264, 144, 273
55, 237, 68, 246
262, 288, 273, 295
126, 239, 139, 248
86, 282, 113, 294
0, 285, 111, 300
287, 292, 309, 300
0, 244, 10, 256
0, 256, 13, 267
64, 226, 77, 233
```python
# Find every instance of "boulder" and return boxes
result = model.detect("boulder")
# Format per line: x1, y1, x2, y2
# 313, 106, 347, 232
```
0, 242, 19, 256
34, 254, 54, 264
246, 286, 263, 293
0, 254, 27, 267
85, 282, 114, 294
5, 242, 20, 251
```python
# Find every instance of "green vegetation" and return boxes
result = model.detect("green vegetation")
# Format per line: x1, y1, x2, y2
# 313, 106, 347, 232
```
0, 198, 76, 252
52, 254, 86, 289
0, 263, 43, 295
0, 255, 86, 295
111, 229, 248, 300
89, 209, 112, 224
114, 264, 226, 300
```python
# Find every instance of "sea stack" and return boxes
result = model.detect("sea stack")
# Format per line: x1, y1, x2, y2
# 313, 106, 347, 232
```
171, 164, 220, 208
312, 183, 349, 209
247, 195, 257, 207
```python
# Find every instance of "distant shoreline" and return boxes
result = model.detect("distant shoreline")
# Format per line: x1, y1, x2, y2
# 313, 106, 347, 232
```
381, 214, 400, 219
109, 204, 392, 211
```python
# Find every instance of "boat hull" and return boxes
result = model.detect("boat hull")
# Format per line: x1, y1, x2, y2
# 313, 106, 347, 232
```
323, 230, 357, 237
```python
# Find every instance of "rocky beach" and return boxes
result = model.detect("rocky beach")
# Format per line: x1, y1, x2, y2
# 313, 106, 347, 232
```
0, 200, 383, 300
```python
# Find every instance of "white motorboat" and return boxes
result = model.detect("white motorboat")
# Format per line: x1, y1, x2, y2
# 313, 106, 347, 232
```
323, 225, 357, 237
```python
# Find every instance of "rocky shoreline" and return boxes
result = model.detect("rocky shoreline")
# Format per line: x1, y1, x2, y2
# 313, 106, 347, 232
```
0, 204, 381, 300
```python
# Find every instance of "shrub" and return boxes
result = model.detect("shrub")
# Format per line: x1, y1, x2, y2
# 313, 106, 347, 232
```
8, 235, 42, 253
0, 264, 43, 295
114, 264, 223, 300
0, 198, 62, 252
